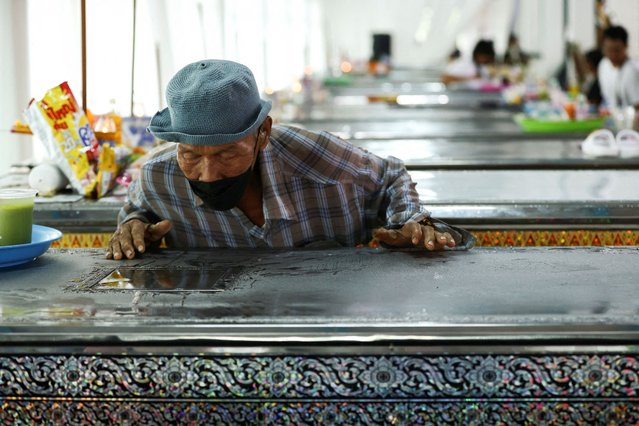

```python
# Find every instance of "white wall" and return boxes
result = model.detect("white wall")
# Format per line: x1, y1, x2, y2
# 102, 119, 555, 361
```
0, 0, 32, 175
322, 0, 428, 69
319, 0, 600, 77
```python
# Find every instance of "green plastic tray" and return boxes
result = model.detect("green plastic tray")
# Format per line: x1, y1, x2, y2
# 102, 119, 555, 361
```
323, 75, 354, 86
515, 114, 606, 133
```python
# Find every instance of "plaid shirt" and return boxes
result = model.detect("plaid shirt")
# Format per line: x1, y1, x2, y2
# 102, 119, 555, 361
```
119, 125, 434, 248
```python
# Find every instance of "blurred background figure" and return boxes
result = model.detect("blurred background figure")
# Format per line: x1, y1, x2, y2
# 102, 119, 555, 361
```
441, 39, 496, 85
368, 33, 392, 76
555, 42, 603, 107
447, 48, 462, 63
599, 25, 639, 109
504, 33, 529, 66
582, 48, 604, 106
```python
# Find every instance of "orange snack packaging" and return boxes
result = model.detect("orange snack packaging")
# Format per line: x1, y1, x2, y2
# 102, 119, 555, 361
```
24, 82, 99, 197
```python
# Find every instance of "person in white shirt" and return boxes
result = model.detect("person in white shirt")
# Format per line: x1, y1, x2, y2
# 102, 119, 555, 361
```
441, 40, 496, 85
598, 25, 639, 109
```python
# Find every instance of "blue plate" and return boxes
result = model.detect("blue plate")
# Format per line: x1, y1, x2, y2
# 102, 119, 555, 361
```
0, 225, 62, 268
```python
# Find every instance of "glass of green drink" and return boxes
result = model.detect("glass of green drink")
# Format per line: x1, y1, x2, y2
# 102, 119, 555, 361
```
0, 188, 38, 246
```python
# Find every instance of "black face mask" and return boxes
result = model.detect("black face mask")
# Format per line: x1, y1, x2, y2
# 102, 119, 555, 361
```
187, 135, 261, 211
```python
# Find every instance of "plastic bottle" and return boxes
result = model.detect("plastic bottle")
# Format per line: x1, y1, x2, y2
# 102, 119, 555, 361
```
575, 94, 589, 121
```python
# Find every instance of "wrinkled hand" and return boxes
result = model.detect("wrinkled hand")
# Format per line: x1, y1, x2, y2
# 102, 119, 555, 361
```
372, 220, 456, 251
106, 219, 172, 260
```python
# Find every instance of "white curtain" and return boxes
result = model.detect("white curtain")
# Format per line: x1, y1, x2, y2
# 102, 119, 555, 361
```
321, 0, 513, 69
24, 0, 324, 115
148, 0, 325, 104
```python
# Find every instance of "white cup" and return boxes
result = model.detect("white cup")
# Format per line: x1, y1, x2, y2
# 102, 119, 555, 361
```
28, 163, 69, 196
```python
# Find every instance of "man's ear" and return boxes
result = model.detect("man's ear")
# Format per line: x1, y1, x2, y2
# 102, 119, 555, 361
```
258, 116, 273, 148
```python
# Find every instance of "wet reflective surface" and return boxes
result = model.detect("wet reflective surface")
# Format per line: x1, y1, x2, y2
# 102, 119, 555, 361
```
301, 117, 522, 139
97, 267, 244, 292
296, 103, 515, 122
352, 138, 639, 169
325, 86, 505, 108
32, 170, 639, 232
412, 170, 639, 203
1, 247, 639, 343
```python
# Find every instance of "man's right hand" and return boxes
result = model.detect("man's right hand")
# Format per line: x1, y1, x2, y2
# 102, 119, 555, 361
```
106, 219, 172, 260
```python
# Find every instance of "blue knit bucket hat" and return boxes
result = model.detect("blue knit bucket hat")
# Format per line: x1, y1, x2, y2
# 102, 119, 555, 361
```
148, 59, 272, 145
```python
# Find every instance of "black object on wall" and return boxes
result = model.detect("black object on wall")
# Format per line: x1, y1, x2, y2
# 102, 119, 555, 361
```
372, 33, 392, 60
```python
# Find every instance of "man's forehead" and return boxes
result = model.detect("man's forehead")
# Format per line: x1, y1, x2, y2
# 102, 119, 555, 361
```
604, 38, 626, 47
179, 139, 247, 154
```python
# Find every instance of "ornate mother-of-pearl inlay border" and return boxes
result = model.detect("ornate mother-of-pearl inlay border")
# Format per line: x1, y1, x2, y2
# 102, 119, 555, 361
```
3, 353, 639, 424
2, 400, 639, 425
2, 354, 638, 399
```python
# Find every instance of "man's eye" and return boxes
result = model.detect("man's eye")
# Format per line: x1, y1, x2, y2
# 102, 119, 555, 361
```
218, 151, 238, 160
182, 153, 198, 160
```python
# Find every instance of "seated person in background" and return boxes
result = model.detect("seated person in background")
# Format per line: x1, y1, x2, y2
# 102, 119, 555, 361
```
582, 49, 603, 106
504, 33, 529, 66
556, 42, 594, 95
106, 59, 474, 260
598, 25, 639, 109
441, 40, 496, 85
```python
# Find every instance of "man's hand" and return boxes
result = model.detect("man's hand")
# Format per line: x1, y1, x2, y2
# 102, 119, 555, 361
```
372, 220, 456, 251
106, 219, 172, 260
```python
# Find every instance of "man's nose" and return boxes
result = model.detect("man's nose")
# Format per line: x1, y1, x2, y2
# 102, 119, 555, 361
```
198, 157, 223, 182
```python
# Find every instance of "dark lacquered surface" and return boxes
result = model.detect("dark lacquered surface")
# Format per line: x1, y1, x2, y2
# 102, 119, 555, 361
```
33, 195, 125, 232
31, 169, 639, 231
325, 86, 505, 106
300, 118, 522, 139
411, 170, 639, 203
293, 103, 516, 122
351, 138, 639, 169
1, 247, 639, 343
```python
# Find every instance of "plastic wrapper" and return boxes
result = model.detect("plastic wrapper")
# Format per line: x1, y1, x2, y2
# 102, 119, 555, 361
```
95, 144, 117, 198
115, 144, 161, 188
97, 145, 132, 196
23, 82, 129, 198
24, 82, 98, 197
121, 116, 157, 151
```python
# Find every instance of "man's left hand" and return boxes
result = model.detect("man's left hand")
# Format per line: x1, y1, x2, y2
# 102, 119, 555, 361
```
372, 220, 456, 251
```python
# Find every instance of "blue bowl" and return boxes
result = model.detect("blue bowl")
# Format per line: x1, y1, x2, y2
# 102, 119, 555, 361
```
0, 225, 62, 268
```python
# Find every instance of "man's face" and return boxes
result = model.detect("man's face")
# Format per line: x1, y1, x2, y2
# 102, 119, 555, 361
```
177, 133, 258, 182
603, 38, 627, 68
474, 54, 494, 66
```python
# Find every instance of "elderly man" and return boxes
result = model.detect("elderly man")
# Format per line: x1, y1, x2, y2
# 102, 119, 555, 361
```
107, 60, 474, 260
599, 25, 639, 110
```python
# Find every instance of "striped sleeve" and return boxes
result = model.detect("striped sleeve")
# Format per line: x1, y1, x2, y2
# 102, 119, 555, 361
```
117, 171, 162, 226
355, 149, 428, 228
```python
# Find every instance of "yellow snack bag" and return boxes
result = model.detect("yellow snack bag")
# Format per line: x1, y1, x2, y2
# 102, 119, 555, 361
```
24, 82, 98, 197
95, 143, 117, 198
